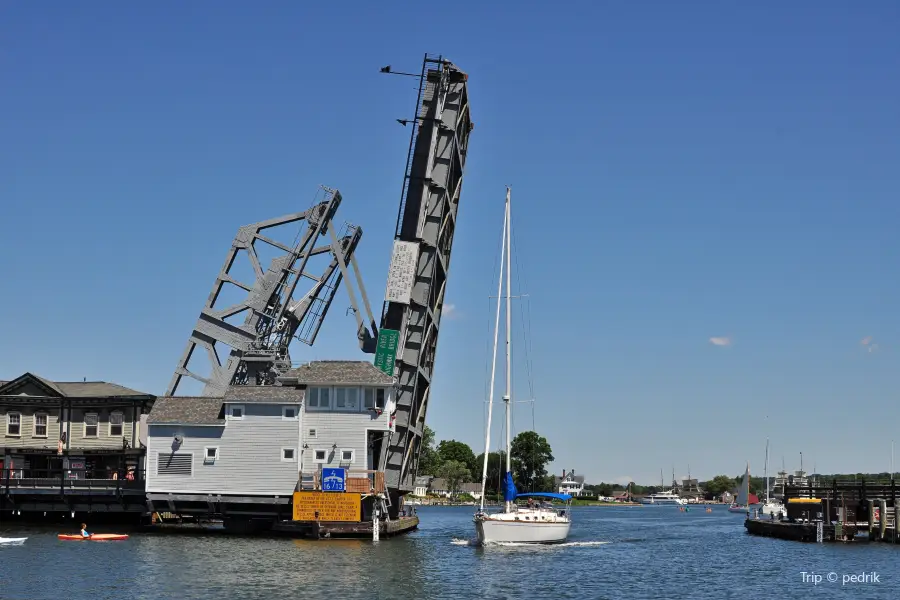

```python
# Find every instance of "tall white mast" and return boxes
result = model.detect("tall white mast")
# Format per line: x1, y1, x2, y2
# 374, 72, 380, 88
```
503, 187, 513, 513
764, 438, 769, 504
478, 195, 507, 511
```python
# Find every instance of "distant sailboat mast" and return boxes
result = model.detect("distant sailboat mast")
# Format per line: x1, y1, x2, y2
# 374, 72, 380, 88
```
764, 439, 769, 504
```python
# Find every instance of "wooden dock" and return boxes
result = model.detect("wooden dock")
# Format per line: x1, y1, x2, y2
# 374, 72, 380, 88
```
273, 515, 419, 539
745, 478, 900, 544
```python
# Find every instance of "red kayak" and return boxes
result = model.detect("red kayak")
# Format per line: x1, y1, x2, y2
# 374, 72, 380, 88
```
58, 533, 129, 541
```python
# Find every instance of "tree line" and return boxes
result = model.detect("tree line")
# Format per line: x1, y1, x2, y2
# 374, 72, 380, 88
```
417, 426, 556, 498
585, 472, 900, 500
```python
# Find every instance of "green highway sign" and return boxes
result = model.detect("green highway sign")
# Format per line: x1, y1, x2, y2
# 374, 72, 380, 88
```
373, 328, 400, 376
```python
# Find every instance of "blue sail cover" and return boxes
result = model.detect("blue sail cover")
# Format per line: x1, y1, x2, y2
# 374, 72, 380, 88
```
502, 471, 518, 502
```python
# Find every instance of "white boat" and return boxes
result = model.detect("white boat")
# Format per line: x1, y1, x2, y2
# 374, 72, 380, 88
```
473, 187, 572, 545
641, 490, 687, 505
0, 537, 27, 544
729, 462, 752, 513
475, 493, 572, 543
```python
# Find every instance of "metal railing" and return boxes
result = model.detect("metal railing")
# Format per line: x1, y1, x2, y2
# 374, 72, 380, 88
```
298, 470, 385, 494
3, 467, 146, 495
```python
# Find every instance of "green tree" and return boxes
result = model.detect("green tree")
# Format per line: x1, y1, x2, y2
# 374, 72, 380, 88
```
510, 431, 554, 492
704, 475, 737, 498
437, 460, 471, 499
417, 425, 441, 476
474, 451, 507, 495
437, 440, 478, 475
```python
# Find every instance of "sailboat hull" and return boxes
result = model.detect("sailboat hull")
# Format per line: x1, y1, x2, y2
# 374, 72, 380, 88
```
475, 518, 571, 544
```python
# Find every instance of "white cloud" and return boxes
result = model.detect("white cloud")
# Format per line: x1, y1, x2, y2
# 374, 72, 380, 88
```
860, 336, 878, 353
709, 336, 732, 347
443, 303, 458, 319
613, 476, 634, 486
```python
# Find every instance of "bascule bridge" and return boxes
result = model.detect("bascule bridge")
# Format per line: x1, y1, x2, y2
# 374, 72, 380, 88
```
156, 55, 472, 518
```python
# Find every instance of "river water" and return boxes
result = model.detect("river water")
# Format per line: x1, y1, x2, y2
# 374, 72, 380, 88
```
1, 505, 897, 599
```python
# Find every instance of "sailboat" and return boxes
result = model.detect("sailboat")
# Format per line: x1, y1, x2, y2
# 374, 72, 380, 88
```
760, 439, 786, 518
473, 187, 572, 545
728, 462, 752, 513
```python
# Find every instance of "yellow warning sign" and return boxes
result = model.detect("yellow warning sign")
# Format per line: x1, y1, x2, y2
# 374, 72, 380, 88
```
292, 491, 361, 522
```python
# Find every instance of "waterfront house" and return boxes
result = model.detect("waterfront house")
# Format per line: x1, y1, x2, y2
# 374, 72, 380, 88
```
0, 372, 155, 482
144, 360, 395, 519
413, 475, 433, 497
555, 469, 586, 497
428, 478, 450, 497
459, 482, 484, 500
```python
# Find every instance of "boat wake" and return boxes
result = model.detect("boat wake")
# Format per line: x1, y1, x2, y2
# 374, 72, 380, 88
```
451, 538, 609, 548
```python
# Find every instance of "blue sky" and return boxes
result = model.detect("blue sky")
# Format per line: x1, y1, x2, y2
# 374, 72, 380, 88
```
2, 2, 898, 485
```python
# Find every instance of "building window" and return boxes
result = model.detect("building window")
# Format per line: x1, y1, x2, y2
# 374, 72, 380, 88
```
157, 453, 193, 476
227, 405, 244, 420
282, 448, 296, 462
33, 413, 48, 438
307, 387, 331, 410
376, 388, 385, 409
340, 449, 354, 463
84, 413, 99, 438
282, 406, 298, 420
6, 412, 21, 436
109, 412, 124, 436
313, 449, 327, 463
335, 387, 359, 410
204, 447, 219, 464
307, 428, 317, 438
363, 388, 375, 409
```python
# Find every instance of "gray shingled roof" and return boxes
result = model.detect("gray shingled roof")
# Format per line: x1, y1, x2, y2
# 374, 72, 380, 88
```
280, 361, 394, 386
223, 385, 304, 403
0, 373, 152, 398
147, 396, 225, 425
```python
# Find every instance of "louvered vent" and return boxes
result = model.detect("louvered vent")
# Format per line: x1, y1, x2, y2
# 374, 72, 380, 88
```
157, 453, 193, 476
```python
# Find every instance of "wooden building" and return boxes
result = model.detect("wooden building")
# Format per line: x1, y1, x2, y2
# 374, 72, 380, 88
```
0, 372, 155, 517
144, 360, 396, 530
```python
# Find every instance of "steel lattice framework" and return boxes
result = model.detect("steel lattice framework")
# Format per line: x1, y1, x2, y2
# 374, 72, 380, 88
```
166, 187, 378, 397
377, 55, 473, 496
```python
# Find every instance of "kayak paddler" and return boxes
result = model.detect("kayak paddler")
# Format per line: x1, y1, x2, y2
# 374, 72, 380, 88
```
80, 523, 91, 538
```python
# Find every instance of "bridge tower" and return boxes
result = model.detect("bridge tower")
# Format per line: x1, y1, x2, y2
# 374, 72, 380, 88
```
377, 55, 473, 499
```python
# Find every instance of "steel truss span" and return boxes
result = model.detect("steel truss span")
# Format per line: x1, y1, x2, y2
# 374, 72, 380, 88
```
377, 55, 473, 497
166, 186, 377, 397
